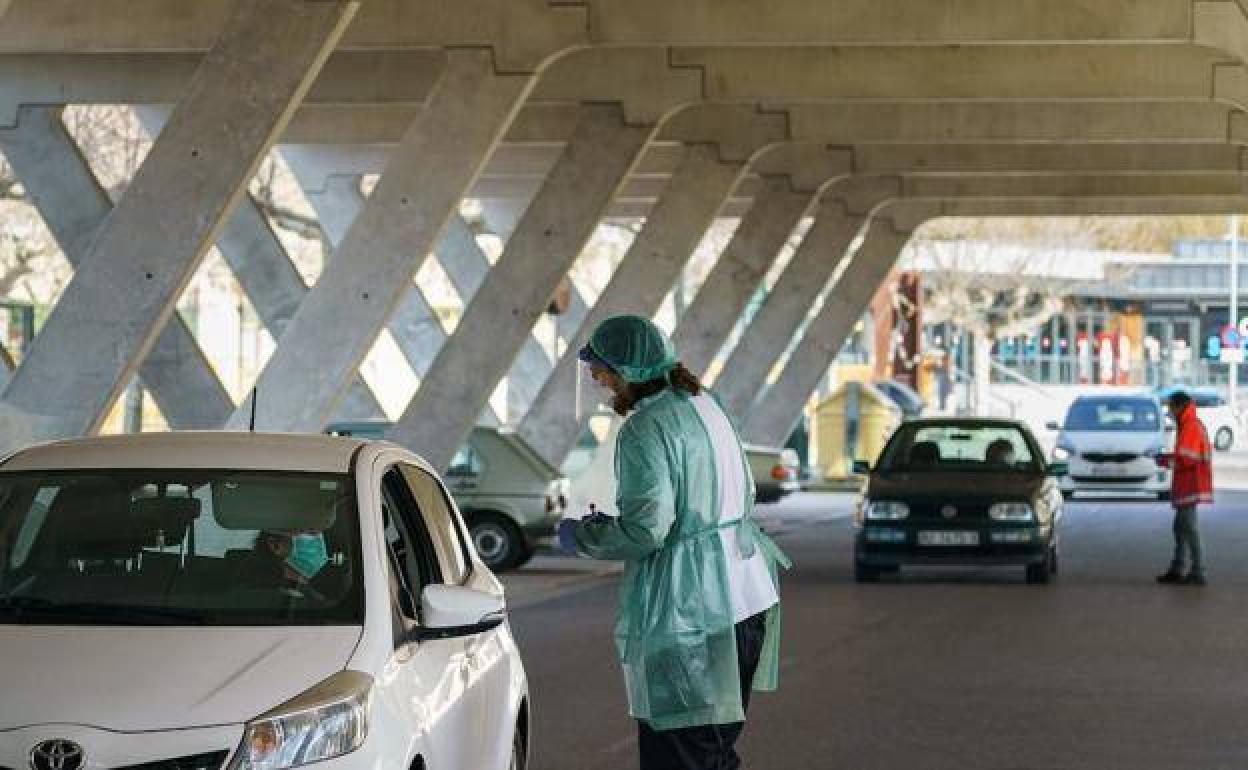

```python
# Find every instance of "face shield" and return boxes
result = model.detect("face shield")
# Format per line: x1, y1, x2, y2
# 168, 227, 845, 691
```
575, 345, 615, 424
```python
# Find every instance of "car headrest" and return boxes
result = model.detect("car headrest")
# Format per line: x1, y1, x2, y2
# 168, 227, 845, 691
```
909, 441, 942, 465
131, 497, 201, 547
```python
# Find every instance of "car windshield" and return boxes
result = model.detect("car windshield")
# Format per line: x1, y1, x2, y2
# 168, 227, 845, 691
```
0, 470, 362, 626
1064, 398, 1161, 433
877, 423, 1038, 472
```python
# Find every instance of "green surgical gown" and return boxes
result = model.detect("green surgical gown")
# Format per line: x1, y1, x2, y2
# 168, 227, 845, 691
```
574, 389, 791, 731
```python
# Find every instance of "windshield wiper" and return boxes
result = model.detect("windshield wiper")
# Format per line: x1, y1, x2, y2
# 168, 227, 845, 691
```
0, 596, 206, 625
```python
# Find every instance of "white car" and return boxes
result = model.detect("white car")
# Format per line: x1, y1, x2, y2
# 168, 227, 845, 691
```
0, 432, 529, 770
1049, 394, 1171, 500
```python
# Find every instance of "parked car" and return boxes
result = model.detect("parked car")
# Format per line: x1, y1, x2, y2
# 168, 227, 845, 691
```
0, 432, 529, 769
327, 421, 567, 572
874, 379, 927, 419
747, 445, 802, 504
1047, 393, 1171, 500
852, 418, 1065, 584
1154, 386, 1237, 451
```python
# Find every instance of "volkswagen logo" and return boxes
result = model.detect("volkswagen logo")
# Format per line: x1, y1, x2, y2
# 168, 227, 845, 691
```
29, 740, 84, 770
940, 504, 958, 520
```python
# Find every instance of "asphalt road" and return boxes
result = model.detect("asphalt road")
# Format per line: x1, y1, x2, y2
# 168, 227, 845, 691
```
504, 480, 1248, 770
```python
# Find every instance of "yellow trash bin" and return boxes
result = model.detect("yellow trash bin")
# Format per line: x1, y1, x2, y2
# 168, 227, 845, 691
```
814, 382, 902, 480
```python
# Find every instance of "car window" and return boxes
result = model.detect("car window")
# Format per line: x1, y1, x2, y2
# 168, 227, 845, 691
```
380, 468, 442, 621
447, 444, 485, 478
877, 423, 1037, 472
0, 470, 362, 626
1193, 393, 1222, 408
399, 464, 470, 584
1064, 398, 1161, 432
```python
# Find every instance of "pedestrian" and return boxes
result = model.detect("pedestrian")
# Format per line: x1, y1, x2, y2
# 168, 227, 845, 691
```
1156, 390, 1214, 586
559, 315, 791, 770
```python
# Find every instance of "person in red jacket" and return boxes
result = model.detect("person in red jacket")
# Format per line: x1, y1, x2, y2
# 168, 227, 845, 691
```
1156, 391, 1214, 586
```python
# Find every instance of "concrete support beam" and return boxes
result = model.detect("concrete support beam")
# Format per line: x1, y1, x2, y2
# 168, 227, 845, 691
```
0, 106, 234, 429
714, 178, 903, 421
743, 212, 925, 447
0, 0, 357, 448
670, 172, 825, 378
229, 50, 534, 432
390, 104, 656, 471
517, 144, 749, 466
129, 106, 385, 421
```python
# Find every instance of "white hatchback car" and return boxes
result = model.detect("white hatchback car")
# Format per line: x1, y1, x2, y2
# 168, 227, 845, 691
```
1050, 394, 1171, 500
0, 432, 529, 770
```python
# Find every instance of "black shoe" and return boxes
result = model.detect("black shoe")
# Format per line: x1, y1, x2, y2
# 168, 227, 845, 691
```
1156, 570, 1183, 584
1181, 572, 1207, 586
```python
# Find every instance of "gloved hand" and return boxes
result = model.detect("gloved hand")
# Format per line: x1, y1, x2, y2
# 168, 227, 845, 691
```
557, 518, 580, 555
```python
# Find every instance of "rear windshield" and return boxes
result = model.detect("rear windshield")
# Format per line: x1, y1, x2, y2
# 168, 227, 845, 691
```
1064, 398, 1161, 433
877, 423, 1038, 473
0, 470, 362, 626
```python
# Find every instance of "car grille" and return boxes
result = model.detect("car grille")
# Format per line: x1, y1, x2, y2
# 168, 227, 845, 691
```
1071, 475, 1149, 484
118, 751, 231, 770
1, 751, 228, 770
906, 501, 991, 521
1080, 452, 1140, 463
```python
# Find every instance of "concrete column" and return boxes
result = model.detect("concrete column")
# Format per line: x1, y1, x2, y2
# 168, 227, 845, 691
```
517, 144, 746, 466
670, 176, 816, 378
229, 50, 533, 431
390, 104, 656, 471
133, 106, 385, 422
0, 106, 234, 430
715, 178, 902, 421
0, 2, 356, 447
743, 215, 920, 447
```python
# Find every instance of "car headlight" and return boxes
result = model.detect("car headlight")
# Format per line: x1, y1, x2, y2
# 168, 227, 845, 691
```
989, 502, 1034, 522
865, 501, 910, 520
1052, 445, 1073, 461
229, 671, 372, 770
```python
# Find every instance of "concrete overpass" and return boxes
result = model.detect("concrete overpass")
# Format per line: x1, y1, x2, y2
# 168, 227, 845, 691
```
1, 0, 1246, 471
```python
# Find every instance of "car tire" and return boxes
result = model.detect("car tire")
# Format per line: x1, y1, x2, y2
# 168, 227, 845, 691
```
470, 512, 526, 573
854, 560, 880, 583
1025, 553, 1053, 585
1158, 490, 1171, 503
510, 725, 528, 770
1215, 427, 1234, 452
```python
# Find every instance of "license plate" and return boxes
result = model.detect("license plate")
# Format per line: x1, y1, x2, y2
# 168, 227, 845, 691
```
1092, 463, 1128, 477
918, 531, 979, 546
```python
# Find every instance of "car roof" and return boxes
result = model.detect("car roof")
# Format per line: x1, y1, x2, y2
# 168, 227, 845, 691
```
901, 417, 1027, 429
0, 432, 371, 474
1072, 392, 1158, 403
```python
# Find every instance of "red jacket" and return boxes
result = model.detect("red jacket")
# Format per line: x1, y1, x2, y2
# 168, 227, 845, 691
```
1163, 403, 1214, 506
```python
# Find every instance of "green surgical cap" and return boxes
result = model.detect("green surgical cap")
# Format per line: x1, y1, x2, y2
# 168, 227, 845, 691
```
585, 315, 677, 384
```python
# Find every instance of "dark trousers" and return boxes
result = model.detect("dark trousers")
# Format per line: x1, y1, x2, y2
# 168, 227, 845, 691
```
637, 610, 769, 770
1170, 504, 1205, 573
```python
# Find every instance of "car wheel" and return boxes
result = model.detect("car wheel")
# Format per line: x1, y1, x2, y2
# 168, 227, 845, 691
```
1025, 555, 1053, 585
470, 513, 526, 572
1215, 426, 1234, 452
854, 560, 880, 583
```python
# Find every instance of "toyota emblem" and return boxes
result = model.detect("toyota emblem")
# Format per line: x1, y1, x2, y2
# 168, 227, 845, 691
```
940, 505, 958, 519
29, 740, 85, 770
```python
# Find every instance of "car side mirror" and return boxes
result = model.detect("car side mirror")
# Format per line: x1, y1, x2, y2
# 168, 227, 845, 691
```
1045, 420, 1060, 432
406, 584, 505, 642
1046, 462, 1069, 477
852, 460, 872, 475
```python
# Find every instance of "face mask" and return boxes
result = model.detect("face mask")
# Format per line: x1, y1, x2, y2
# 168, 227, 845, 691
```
285, 534, 330, 579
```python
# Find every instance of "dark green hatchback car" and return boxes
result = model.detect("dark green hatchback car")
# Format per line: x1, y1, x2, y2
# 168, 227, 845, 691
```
853, 418, 1067, 584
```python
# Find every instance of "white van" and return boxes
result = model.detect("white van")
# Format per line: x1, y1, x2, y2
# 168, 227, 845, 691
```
0, 432, 529, 769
